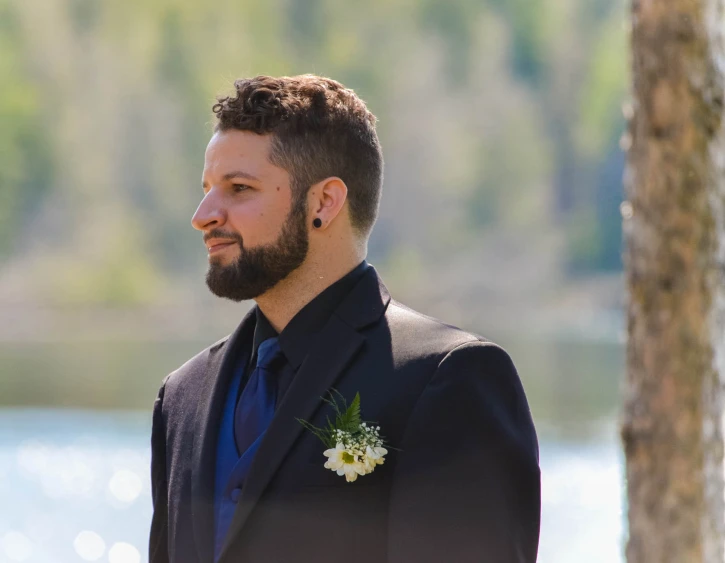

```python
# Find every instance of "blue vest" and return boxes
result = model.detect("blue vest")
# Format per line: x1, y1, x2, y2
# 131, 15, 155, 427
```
213, 354, 268, 561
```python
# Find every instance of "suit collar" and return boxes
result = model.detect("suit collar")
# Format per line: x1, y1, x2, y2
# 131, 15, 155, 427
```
253, 260, 372, 370
216, 264, 391, 562
334, 263, 391, 330
190, 306, 257, 563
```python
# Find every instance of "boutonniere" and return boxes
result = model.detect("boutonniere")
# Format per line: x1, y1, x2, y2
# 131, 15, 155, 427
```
297, 390, 390, 483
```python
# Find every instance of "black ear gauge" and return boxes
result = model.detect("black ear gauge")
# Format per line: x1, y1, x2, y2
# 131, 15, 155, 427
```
313, 218, 322, 228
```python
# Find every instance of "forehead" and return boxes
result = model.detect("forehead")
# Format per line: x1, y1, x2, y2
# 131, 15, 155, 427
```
203, 129, 275, 178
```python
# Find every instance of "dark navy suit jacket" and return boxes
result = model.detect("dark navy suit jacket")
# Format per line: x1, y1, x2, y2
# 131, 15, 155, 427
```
149, 264, 541, 563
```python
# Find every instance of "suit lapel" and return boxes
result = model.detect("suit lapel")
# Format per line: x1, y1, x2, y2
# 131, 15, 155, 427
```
190, 306, 257, 563
217, 266, 391, 562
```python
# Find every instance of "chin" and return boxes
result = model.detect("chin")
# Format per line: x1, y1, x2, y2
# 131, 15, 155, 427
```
209, 250, 239, 266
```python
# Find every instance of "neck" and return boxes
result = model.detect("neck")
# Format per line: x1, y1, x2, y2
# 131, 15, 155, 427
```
254, 249, 365, 332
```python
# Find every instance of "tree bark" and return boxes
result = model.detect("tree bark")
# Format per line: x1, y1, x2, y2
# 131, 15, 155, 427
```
622, 0, 725, 561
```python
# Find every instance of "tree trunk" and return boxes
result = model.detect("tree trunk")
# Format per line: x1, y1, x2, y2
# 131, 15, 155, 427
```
622, 0, 725, 561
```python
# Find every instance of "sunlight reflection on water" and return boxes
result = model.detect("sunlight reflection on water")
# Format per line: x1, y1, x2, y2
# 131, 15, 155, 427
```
1, 410, 151, 563
0, 409, 623, 563
73, 531, 106, 561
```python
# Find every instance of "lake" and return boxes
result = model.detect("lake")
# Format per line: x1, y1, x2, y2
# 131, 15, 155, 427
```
0, 336, 626, 563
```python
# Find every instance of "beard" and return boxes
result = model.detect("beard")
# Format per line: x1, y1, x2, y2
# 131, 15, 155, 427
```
204, 197, 309, 301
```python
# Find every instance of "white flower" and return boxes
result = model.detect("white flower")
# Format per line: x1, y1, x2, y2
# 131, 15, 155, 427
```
323, 443, 368, 482
340, 460, 367, 482
323, 443, 346, 471
362, 445, 387, 472
308, 401, 390, 483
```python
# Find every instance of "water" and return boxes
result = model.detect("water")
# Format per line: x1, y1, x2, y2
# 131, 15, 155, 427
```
0, 410, 151, 563
0, 336, 626, 562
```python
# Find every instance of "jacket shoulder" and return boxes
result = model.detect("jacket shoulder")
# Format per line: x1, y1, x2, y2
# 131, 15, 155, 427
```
385, 298, 490, 359
162, 335, 230, 396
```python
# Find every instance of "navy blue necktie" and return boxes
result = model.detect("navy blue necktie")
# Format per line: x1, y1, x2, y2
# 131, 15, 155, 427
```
234, 336, 285, 456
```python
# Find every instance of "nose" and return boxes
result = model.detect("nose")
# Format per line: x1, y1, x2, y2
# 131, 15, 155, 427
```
191, 190, 226, 232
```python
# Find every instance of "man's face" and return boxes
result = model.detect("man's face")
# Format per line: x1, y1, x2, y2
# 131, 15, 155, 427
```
193, 130, 309, 301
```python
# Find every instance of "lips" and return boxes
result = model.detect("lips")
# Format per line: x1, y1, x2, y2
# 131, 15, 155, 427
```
207, 241, 236, 254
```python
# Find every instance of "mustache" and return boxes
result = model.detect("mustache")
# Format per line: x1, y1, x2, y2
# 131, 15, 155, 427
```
203, 229, 244, 245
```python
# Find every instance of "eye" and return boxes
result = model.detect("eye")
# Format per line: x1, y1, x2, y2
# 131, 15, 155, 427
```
232, 184, 251, 193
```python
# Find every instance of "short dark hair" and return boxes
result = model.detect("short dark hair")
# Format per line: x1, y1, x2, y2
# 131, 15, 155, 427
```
212, 75, 383, 238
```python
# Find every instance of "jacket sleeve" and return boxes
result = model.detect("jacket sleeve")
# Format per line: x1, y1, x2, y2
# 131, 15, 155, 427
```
149, 377, 170, 563
387, 341, 541, 563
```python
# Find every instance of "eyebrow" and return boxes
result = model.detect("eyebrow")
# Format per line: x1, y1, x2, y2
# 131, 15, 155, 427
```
202, 170, 261, 188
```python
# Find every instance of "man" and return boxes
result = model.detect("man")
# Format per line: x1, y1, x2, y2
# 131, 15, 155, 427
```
149, 74, 540, 563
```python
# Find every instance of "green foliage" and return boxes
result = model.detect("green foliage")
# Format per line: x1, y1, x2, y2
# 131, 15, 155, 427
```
489, 0, 550, 86
31, 214, 165, 305
297, 390, 362, 449
576, 15, 628, 158
0, 0, 53, 258
333, 391, 362, 433
418, 0, 476, 83
567, 143, 625, 273
0, 0, 630, 305
467, 101, 553, 231
68, 0, 102, 34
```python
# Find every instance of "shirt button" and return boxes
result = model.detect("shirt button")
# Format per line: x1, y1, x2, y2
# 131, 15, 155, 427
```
230, 488, 241, 503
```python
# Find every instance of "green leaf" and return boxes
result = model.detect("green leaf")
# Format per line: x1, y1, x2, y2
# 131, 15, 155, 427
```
296, 418, 335, 449
337, 392, 361, 433
297, 389, 371, 449
321, 390, 345, 420
348, 392, 361, 428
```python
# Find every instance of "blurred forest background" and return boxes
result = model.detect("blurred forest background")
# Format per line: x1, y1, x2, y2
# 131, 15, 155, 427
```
0, 0, 626, 340
0, 1, 630, 561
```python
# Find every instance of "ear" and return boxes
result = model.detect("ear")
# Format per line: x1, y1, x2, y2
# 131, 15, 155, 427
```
307, 177, 348, 229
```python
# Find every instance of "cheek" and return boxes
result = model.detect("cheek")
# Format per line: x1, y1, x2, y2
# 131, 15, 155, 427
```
227, 200, 290, 245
